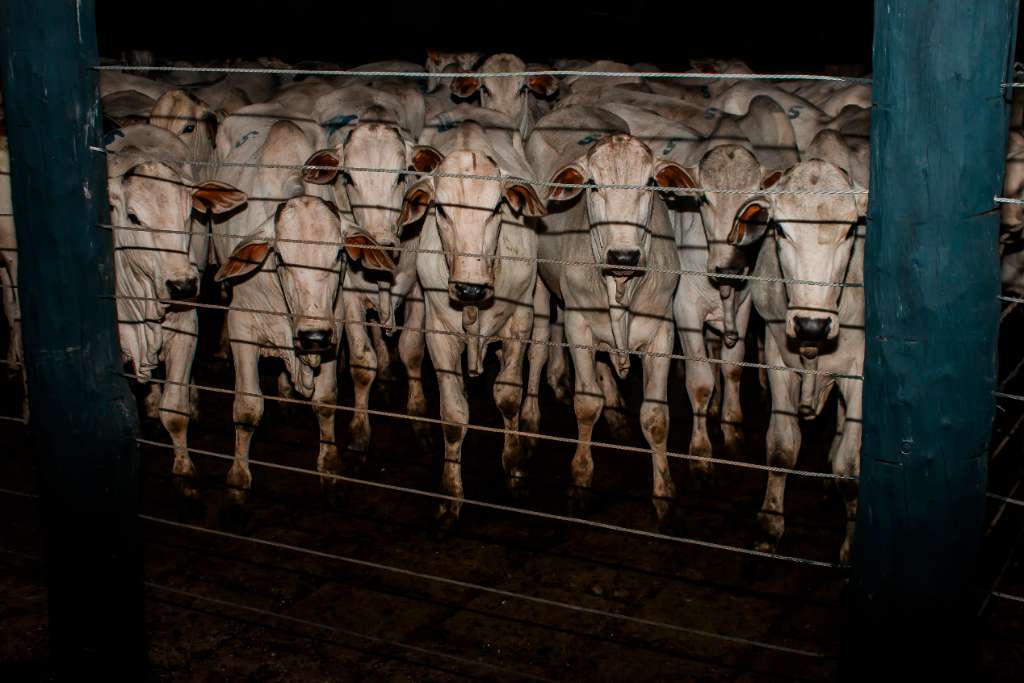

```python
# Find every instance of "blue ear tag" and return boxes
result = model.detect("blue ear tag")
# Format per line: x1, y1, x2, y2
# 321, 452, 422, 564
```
436, 113, 459, 133
703, 107, 721, 120
234, 129, 260, 149
787, 105, 803, 120
701, 86, 711, 99
324, 114, 358, 137
577, 134, 599, 145
102, 129, 125, 147
662, 138, 679, 155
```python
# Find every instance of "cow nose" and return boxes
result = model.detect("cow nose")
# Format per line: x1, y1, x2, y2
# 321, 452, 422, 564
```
794, 316, 831, 342
166, 277, 198, 300
452, 283, 488, 303
714, 266, 743, 276
607, 249, 641, 267
296, 328, 333, 352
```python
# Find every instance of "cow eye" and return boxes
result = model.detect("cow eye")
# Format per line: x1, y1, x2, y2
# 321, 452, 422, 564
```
846, 223, 859, 239
436, 203, 449, 221
480, 85, 490, 96
519, 84, 529, 94
181, 123, 196, 134
394, 172, 407, 186
774, 224, 788, 239
127, 212, 141, 225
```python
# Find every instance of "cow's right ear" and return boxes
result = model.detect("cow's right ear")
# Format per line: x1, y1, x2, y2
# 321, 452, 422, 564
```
399, 178, 434, 226
728, 199, 772, 246
215, 237, 273, 282
192, 181, 248, 214
450, 76, 482, 99
546, 162, 588, 202
411, 145, 444, 173
303, 148, 341, 184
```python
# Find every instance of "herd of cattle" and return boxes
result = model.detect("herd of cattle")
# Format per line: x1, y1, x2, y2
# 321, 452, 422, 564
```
3, 48, 947, 565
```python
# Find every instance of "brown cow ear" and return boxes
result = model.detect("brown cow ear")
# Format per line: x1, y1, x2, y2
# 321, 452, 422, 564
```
411, 145, 443, 173
192, 181, 247, 214
761, 169, 784, 189
653, 160, 697, 195
215, 238, 272, 282
728, 200, 772, 246
547, 163, 587, 202
527, 74, 559, 97
399, 178, 434, 226
504, 181, 547, 217
344, 229, 397, 272
450, 76, 482, 98
303, 148, 341, 184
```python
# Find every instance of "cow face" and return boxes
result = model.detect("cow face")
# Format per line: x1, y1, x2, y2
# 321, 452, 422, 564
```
110, 162, 245, 303
693, 146, 780, 282
740, 160, 860, 355
216, 196, 345, 358
450, 54, 558, 136
338, 121, 411, 270
149, 90, 218, 164
399, 149, 544, 305
426, 49, 484, 93
547, 134, 687, 277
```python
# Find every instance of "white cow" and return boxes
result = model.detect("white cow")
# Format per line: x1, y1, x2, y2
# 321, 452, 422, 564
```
399, 105, 546, 526
425, 50, 483, 93
211, 105, 348, 500
527, 105, 685, 521
746, 129, 866, 563
450, 54, 559, 138
107, 125, 246, 495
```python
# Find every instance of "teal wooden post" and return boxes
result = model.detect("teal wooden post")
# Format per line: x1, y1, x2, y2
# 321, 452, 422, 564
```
0, 0, 145, 676
849, 0, 1018, 677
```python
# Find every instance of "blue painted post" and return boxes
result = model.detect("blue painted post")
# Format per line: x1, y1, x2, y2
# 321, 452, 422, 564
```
0, 0, 145, 676
849, 0, 1019, 677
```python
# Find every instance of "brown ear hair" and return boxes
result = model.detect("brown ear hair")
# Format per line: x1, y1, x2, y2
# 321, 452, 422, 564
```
399, 178, 434, 226
192, 181, 247, 214
303, 148, 341, 184
503, 181, 547, 217
450, 76, 482, 98
547, 163, 587, 202
727, 200, 772, 246
527, 74, 559, 97
761, 169, 784, 189
344, 229, 397, 272
215, 239, 272, 282
653, 160, 697, 195
411, 145, 444, 173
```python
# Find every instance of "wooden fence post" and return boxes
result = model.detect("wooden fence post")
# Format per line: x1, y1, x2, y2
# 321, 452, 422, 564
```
849, 0, 1019, 677
0, 0, 145, 676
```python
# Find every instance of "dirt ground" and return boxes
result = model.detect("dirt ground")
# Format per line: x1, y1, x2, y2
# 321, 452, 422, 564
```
2, 303, 1023, 681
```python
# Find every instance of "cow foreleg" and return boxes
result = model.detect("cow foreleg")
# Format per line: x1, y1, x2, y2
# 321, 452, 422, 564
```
522, 281, 549, 461
756, 331, 802, 554
833, 377, 862, 565
567, 316, 602, 511
426, 323, 467, 527
547, 306, 572, 403
161, 310, 200, 498
398, 286, 431, 451
679, 322, 716, 484
496, 305, 531, 492
228, 326, 262, 504
642, 321, 675, 522
719, 336, 747, 456
596, 359, 631, 442
313, 359, 340, 487
143, 382, 163, 421
370, 323, 394, 384
344, 295, 376, 466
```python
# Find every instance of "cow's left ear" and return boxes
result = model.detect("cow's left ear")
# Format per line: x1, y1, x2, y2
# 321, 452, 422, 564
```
503, 180, 547, 217
653, 160, 697, 195
527, 74, 559, 97
192, 180, 247, 214
303, 147, 341, 184
728, 199, 772, 246
400, 178, 434, 226
411, 145, 444, 173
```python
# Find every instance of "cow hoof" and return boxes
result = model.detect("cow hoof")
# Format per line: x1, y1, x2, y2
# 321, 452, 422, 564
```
655, 501, 685, 536
172, 474, 201, 501
432, 508, 461, 537
504, 470, 530, 501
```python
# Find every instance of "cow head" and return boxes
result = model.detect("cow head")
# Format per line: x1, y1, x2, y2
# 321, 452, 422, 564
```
399, 144, 545, 305
109, 161, 245, 304
735, 159, 861, 357
1002, 132, 1024, 247
546, 134, 687, 278
149, 89, 218, 164
216, 193, 346, 358
426, 49, 484, 93
450, 54, 558, 137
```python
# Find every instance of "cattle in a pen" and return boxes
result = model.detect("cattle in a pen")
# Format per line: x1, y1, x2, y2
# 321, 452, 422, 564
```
449, 53, 559, 138
400, 104, 546, 525
106, 125, 246, 496
210, 102, 347, 500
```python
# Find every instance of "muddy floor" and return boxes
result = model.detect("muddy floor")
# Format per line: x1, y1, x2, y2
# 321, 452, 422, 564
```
2, 304, 1023, 681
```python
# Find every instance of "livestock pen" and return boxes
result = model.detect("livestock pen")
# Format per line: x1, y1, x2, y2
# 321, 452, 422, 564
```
1, 1, 1024, 681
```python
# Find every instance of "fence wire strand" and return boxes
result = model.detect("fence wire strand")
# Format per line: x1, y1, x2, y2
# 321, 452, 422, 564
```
137, 437, 846, 567
139, 513, 832, 659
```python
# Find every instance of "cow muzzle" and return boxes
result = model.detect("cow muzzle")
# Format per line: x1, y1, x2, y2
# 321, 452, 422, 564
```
165, 277, 199, 301
450, 281, 493, 304
788, 314, 835, 359
295, 328, 334, 353
605, 248, 641, 277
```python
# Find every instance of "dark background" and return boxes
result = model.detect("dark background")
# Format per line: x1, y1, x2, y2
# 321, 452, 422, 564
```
95, 2, 878, 73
